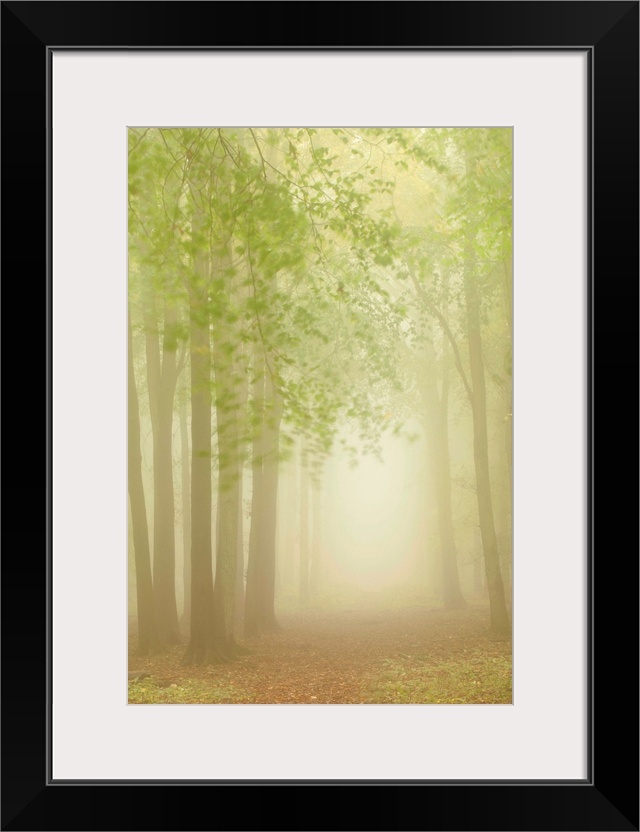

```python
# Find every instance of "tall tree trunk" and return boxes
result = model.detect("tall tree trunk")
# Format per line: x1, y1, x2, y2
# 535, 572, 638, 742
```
503, 255, 514, 510
496, 394, 513, 613
299, 449, 310, 603
233, 347, 249, 638
212, 333, 242, 657
234, 466, 245, 635
245, 344, 267, 638
179, 394, 191, 626
144, 295, 181, 644
243, 136, 288, 633
309, 475, 322, 598
282, 457, 296, 588
422, 334, 466, 609
128, 313, 158, 656
464, 149, 510, 636
499, 261, 513, 612
245, 346, 283, 635
183, 277, 215, 663
259, 369, 283, 628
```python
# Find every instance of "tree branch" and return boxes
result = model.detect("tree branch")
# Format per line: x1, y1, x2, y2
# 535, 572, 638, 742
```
408, 266, 474, 405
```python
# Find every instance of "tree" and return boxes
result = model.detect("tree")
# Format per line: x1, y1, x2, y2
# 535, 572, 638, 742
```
211, 254, 246, 656
309, 469, 323, 598
144, 289, 181, 644
460, 135, 510, 634
178, 387, 191, 625
421, 316, 466, 608
128, 125, 513, 656
406, 128, 511, 633
245, 345, 284, 635
182, 193, 216, 663
378, 126, 512, 629
299, 447, 310, 602
240, 127, 398, 633
127, 311, 159, 655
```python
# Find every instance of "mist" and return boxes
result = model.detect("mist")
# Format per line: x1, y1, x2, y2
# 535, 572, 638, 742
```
128, 126, 512, 704
316, 430, 423, 592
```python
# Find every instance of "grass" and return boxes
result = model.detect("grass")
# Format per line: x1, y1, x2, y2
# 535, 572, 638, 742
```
128, 677, 253, 704
362, 649, 512, 704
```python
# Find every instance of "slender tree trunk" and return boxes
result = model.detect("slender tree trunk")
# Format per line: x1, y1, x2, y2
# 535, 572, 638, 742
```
422, 334, 466, 609
499, 265, 513, 611
259, 370, 283, 629
438, 341, 466, 606
179, 395, 191, 626
183, 280, 215, 663
144, 296, 181, 644
212, 334, 242, 657
497, 398, 513, 613
234, 466, 245, 635
464, 150, 510, 636
275, 501, 282, 594
212, 447, 240, 656
245, 346, 283, 635
299, 449, 310, 603
128, 313, 158, 656
283, 458, 296, 588
503, 255, 514, 510
233, 347, 249, 638
309, 476, 322, 598
245, 344, 266, 638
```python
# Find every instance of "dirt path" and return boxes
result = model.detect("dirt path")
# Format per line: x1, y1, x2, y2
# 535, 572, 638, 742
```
129, 602, 511, 704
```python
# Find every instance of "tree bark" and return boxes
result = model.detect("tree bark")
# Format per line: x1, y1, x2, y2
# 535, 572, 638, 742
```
309, 475, 322, 598
212, 332, 242, 656
259, 369, 283, 628
233, 347, 249, 638
128, 312, 159, 655
503, 255, 514, 509
299, 449, 310, 603
144, 294, 181, 644
245, 344, 267, 638
179, 394, 191, 625
282, 457, 297, 588
499, 257, 513, 611
234, 465, 245, 635
245, 346, 283, 635
183, 270, 215, 663
422, 333, 466, 609
463, 148, 510, 636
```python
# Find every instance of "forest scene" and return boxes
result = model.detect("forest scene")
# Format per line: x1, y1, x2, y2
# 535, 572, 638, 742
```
128, 126, 512, 705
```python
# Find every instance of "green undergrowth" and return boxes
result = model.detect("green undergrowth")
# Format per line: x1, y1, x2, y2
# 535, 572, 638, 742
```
128, 677, 253, 705
362, 650, 512, 704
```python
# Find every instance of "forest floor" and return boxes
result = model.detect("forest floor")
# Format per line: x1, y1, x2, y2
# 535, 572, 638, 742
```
128, 595, 512, 705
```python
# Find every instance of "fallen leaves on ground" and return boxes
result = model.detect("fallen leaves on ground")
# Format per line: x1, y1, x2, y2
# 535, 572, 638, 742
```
128, 602, 511, 705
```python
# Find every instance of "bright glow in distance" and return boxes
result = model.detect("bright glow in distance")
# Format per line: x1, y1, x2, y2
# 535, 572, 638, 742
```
324, 430, 424, 590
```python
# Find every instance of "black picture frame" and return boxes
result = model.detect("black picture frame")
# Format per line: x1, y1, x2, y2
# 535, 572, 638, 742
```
2, 2, 637, 830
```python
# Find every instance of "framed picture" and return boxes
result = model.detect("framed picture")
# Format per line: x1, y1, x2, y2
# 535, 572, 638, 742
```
3, 2, 637, 830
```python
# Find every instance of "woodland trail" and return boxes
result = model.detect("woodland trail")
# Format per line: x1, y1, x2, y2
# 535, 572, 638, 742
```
128, 601, 512, 704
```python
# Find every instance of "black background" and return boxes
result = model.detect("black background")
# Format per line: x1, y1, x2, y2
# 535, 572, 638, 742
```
2, 2, 638, 830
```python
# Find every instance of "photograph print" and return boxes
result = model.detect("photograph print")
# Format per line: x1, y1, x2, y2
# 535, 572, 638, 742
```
127, 127, 513, 705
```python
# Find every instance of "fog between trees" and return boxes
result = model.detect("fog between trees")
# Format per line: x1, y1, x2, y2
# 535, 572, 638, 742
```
128, 127, 512, 703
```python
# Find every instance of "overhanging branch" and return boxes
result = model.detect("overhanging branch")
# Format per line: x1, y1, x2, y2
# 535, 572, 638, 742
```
408, 266, 474, 405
